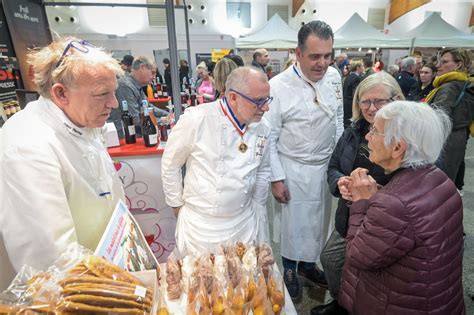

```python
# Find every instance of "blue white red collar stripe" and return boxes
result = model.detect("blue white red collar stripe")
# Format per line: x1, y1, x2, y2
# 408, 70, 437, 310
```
220, 97, 247, 135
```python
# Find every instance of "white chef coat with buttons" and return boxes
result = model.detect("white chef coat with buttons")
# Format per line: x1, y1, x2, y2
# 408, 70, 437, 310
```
266, 64, 343, 262
0, 97, 125, 274
161, 99, 271, 255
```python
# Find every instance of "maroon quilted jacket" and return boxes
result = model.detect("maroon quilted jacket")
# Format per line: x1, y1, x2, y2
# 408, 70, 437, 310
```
339, 166, 464, 315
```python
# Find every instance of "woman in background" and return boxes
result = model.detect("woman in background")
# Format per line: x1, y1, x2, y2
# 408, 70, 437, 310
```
195, 61, 215, 103
213, 58, 238, 99
179, 59, 190, 85
426, 48, 473, 191
407, 63, 436, 102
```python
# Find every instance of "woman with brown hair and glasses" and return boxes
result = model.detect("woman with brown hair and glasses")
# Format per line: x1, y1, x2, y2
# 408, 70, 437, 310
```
312, 72, 404, 315
425, 48, 474, 191
407, 63, 437, 102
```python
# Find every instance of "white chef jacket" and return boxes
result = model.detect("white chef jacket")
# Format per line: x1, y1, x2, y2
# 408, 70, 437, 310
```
0, 97, 125, 274
161, 99, 271, 255
266, 64, 343, 262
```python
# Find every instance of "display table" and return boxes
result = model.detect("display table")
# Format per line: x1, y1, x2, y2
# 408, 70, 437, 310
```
108, 139, 175, 263
148, 96, 171, 110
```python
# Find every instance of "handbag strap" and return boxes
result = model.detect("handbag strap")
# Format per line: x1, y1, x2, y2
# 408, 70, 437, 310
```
454, 80, 470, 108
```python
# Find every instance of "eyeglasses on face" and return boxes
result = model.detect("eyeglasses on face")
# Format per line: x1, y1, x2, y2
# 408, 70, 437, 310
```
359, 98, 392, 109
55, 40, 96, 68
439, 59, 454, 65
368, 125, 385, 137
230, 88, 273, 108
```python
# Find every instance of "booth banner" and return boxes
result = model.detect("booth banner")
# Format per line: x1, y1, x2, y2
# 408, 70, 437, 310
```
211, 49, 231, 62
0, 3, 16, 110
0, 3, 14, 57
195, 53, 212, 67
113, 156, 176, 263
2, 0, 52, 91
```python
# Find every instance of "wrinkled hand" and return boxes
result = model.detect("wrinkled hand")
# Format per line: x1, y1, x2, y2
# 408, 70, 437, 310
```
337, 176, 353, 201
271, 181, 290, 204
172, 206, 181, 217
350, 168, 378, 202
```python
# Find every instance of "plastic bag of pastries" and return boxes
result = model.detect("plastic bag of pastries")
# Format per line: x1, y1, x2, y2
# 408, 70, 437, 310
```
56, 255, 154, 314
267, 268, 285, 315
0, 244, 156, 314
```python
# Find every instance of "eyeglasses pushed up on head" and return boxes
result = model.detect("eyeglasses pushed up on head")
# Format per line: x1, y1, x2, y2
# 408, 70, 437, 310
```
230, 88, 273, 108
359, 98, 393, 110
55, 40, 96, 69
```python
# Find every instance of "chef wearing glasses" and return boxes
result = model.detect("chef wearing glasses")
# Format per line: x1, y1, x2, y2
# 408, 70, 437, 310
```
161, 67, 273, 255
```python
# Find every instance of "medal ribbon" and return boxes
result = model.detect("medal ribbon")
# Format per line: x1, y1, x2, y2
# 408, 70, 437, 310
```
220, 97, 247, 136
293, 64, 334, 119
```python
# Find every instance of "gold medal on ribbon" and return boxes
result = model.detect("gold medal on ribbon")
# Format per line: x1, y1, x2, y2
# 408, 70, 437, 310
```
238, 141, 248, 153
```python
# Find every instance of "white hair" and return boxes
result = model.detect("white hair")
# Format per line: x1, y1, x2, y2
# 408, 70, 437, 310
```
376, 101, 452, 168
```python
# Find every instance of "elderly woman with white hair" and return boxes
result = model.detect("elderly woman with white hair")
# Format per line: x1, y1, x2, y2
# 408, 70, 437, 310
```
338, 101, 465, 315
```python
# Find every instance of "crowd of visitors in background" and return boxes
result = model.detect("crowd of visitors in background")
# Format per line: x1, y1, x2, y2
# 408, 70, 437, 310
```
1, 21, 472, 315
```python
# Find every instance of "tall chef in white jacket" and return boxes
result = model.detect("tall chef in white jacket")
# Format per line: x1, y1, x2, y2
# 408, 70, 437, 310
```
0, 38, 125, 290
266, 20, 344, 299
161, 67, 272, 255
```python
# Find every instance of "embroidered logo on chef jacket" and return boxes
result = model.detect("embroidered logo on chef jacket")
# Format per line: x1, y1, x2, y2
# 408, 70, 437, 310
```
255, 135, 267, 159
332, 82, 343, 100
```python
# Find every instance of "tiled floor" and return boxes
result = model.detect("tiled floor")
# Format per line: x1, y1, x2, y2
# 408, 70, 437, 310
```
269, 139, 474, 314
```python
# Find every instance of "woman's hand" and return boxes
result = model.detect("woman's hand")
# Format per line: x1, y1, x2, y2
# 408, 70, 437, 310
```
337, 176, 353, 201
350, 168, 378, 202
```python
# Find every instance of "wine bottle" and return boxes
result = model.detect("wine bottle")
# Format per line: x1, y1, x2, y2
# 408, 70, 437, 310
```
152, 78, 158, 98
156, 76, 163, 97
162, 84, 168, 97
142, 102, 158, 147
190, 87, 197, 106
159, 122, 168, 142
121, 100, 136, 144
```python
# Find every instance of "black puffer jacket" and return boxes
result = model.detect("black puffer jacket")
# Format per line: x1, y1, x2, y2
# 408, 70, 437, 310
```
406, 80, 434, 102
327, 120, 389, 237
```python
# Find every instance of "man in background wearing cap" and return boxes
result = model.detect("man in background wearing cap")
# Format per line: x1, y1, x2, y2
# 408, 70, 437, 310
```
121, 55, 134, 73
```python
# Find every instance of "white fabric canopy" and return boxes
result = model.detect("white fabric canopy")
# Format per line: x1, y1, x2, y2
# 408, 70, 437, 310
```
404, 12, 474, 48
334, 13, 410, 48
235, 14, 298, 49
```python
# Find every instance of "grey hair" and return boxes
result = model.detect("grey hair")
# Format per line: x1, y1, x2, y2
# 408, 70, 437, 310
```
225, 66, 268, 95
132, 56, 155, 70
297, 20, 333, 51
401, 57, 416, 71
376, 101, 452, 168
387, 64, 399, 76
352, 71, 405, 122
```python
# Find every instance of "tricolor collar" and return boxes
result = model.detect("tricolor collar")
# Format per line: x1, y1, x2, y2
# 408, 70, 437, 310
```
293, 63, 319, 88
220, 96, 246, 133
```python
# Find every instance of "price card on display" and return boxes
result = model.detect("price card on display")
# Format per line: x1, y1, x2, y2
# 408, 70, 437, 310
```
95, 200, 159, 271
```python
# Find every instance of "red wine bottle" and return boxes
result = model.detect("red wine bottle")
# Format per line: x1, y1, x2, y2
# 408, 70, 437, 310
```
142, 101, 158, 147
121, 100, 136, 144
